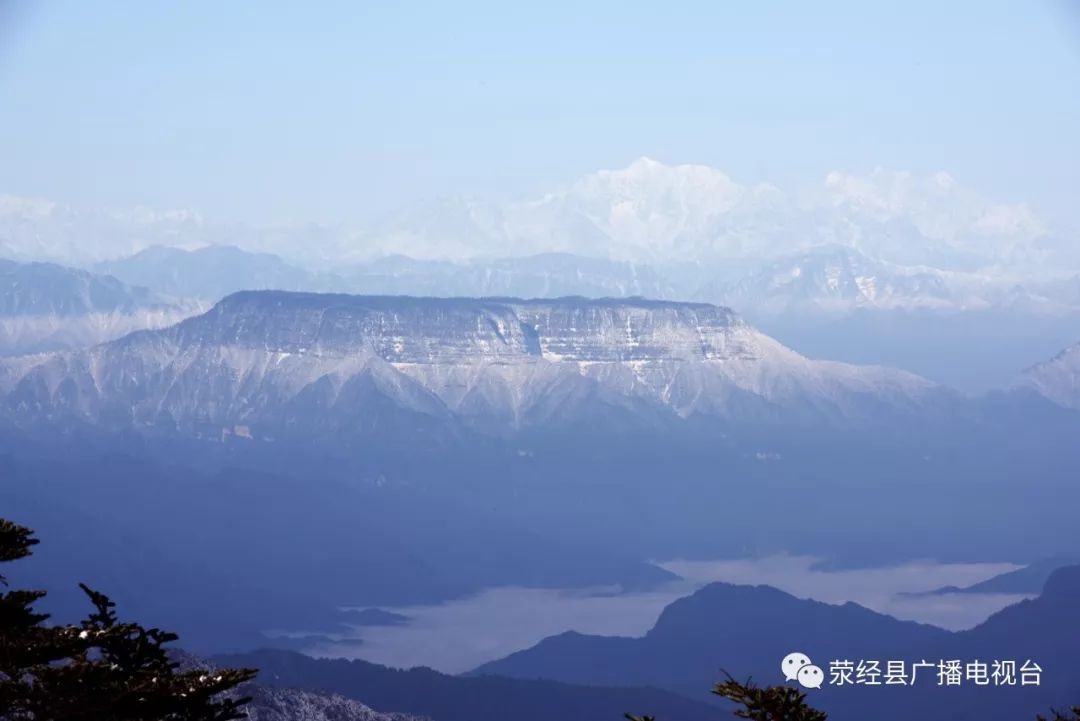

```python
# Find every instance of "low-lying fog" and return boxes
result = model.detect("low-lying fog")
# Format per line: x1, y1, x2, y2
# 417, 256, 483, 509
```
284, 556, 1032, 674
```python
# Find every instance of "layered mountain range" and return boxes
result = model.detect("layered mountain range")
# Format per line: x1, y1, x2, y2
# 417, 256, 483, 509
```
75, 242, 1080, 393
89, 242, 1080, 317
4, 158, 1077, 311
216, 649, 722, 721
0, 291, 946, 440
468, 567, 1080, 721
6, 159, 1068, 272
212, 566, 1080, 721
5, 158, 1077, 394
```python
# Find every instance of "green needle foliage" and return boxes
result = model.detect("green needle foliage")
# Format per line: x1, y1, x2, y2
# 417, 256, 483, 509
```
0, 518, 256, 721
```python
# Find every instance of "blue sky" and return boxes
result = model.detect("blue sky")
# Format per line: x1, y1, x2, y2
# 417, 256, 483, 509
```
1, 0, 1078, 226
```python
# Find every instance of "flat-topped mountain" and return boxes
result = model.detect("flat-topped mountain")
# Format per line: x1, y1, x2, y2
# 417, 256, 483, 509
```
180, 292, 750, 363
0, 291, 945, 440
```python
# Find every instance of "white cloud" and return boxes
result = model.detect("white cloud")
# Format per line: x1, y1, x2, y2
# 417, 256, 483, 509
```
293, 556, 1028, 673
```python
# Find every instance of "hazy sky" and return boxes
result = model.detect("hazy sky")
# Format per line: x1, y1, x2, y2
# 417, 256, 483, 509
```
1, 0, 1078, 226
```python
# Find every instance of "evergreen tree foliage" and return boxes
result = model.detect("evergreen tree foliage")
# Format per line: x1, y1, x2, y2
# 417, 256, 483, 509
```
626, 672, 826, 721
0, 518, 256, 721
1037, 710, 1080, 721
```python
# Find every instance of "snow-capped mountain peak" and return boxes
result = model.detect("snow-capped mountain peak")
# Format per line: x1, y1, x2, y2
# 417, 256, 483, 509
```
3, 158, 1065, 274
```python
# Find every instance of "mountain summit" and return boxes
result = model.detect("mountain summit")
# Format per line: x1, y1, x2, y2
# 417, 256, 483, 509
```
1017, 341, 1080, 410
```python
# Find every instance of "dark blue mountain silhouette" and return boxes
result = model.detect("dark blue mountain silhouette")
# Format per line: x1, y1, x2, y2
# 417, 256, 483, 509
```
473, 581, 948, 696
473, 569, 1080, 720
212, 648, 723, 721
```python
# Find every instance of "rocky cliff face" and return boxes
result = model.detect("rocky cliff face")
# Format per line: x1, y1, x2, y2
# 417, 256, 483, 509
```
0, 291, 942, 439
160, 292, 748, 363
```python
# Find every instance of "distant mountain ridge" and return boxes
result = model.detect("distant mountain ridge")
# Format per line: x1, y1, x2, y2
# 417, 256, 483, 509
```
95, 245, 345, 301
473, 568, 1080, 721
352, 158, 1066, 272
0, 259, 165, 316
212, 570, 1080, 721
215, 648, 724, 721
4, 157, 1075, 285
1017, 341, 1080, 410
704, 245, 956, 313
472, 581, 951, 692
175, 651, 427, 721
0, 290, 947, 441
903, 558, 1079, 597
67, 243, 1080, 392
0, 258, 203, 356
88, 242, 1080, 316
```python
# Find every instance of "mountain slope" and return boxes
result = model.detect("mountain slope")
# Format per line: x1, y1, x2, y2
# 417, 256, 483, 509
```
911, 557, 1078, 597
474, 570, 1080, 721
96, 245, 348, 301
215, 649, 723, 721
472, 582, 950, 691
0, 259, 202, 355
0, 291, 946, 440
242, 684, 426, 721
703, 245, 955, 313
1017, 341, 1080, 410
175, 651, 428, 721
0, 258, 165, 315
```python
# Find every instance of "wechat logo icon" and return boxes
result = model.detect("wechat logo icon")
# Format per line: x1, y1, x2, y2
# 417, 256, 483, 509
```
782, 652, 824, 689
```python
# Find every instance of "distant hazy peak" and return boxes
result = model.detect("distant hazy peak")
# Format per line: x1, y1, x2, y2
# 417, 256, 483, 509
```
569, 156, 744, 204
0, 258, 163, 316
0, 159, 1065, 273
0, 258, 204, 356
1017, 341, 1080, 410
